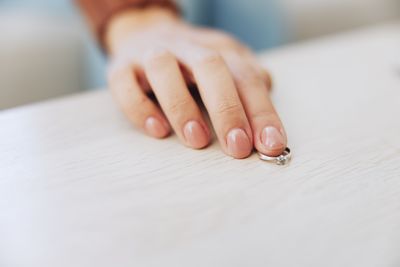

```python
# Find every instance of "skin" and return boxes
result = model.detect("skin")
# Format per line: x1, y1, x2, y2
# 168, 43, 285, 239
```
105, 7, 287, 159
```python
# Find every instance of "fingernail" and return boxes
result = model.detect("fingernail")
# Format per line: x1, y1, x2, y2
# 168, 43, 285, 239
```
145, 117, 169, 138
183, 120, 209, 149
261, 126, 286, 152
227, 128, 252, 158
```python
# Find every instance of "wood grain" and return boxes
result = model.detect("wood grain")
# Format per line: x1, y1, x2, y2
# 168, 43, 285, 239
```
1, 23, 400, 267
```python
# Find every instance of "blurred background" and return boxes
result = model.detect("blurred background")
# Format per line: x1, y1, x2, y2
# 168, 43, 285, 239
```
0, 0, 399, 109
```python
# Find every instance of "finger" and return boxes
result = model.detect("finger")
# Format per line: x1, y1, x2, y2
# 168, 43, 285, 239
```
225, 50, 273, 90
174, 46, 253, 159
251, 60, 274, 90
143, 49, 210, 149
226, 57, 287, 156
108, 64, 171, 138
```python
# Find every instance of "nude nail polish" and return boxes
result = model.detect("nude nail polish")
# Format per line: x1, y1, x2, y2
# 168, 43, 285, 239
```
261, 126, 286, 152
227, 128, 252, 158
145, 117, 169, 138
183, 120, 209, 149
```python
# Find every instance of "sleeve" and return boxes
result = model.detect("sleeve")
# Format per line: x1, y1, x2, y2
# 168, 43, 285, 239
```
75, 0, 180, 46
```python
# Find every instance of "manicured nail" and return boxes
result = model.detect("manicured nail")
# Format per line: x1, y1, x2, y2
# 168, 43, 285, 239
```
183, 120, 209, 149
261, 126, 286, 152
227, 128, 252, 158
145, 117, 169, 138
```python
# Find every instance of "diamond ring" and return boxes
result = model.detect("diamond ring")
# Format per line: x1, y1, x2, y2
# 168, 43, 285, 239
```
258, 147, 292, 165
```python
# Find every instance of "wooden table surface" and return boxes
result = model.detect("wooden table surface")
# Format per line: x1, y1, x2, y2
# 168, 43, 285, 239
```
1, 23, 400, 267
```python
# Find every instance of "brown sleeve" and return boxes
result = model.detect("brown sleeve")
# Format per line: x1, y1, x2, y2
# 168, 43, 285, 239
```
75, 0, 180, 46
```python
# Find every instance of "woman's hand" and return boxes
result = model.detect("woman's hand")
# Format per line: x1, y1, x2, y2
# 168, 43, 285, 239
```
106, 7, 287, 159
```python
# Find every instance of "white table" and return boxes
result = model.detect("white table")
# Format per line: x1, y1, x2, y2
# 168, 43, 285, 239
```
1, 23, 399, 267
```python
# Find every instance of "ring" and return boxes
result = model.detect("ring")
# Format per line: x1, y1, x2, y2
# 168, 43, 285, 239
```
258, 147, 292, 165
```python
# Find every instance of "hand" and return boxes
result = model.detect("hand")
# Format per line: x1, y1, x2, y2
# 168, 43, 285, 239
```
106, 7, 287, 159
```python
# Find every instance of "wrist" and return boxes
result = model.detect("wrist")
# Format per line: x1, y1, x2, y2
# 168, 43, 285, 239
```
105, 7, 181, 55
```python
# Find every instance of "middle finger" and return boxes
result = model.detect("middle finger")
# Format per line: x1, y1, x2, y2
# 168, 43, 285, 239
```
175, 46, 253, 159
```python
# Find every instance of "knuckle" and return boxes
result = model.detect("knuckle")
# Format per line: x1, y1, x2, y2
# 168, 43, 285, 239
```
252, 110, 276, 121
215, 99, 242, 116
194, 50, 224, 66
215, 33, 235, 43
235, 43, 252, 54
144, 48, 174, 68
208, 31, 238, 45
166, 97, 192, 114
235, 69, 264, 88
221, 37, 243, 50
